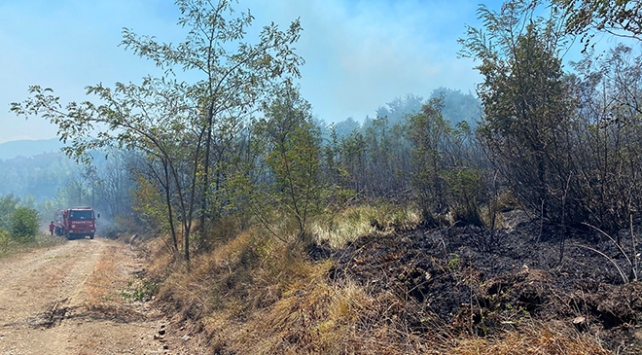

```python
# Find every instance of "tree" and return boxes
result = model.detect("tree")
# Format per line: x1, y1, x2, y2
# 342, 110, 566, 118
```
570, 44, 642, 232
375, 94, 424, 127
12, 0, 303, 267
460, 1, 577, 225
441, 121, 486, 226
259, 83, 324, 243
10, 207, 39, 241
406, 97, 450, 225
337, 130, 367, 195
430, 87, 481, 127
555, 0, 642, 43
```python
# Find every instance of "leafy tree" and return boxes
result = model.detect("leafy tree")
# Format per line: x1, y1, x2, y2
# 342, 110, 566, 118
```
442, 121, 486, 226
131, 174, 171, 237
406, 97, 450, 224
10, 206, 39, 241
258, 83, 324, 242
430, 87, 481, 127
11, 0, 303, 266
460, 1, 577, 225
332, 117, 361, 138
555, 0, 642, 43
361, 116, 410, 199
337, 130, 367, 194
375, 94, 424, 127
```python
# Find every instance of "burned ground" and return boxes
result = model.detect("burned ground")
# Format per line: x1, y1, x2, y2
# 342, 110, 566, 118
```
328, 215, 642, 354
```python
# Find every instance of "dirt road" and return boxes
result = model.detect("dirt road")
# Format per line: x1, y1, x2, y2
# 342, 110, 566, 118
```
0, 238, 180, 355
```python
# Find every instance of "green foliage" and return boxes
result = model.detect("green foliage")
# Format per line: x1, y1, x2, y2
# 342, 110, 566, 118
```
460, 1, 577, 225
122, 276, 159, 302
0, 228, 9, 254
259, 83, 324, 243
430, 87, 481, 127
12, 0, 304, 266
443, 168, 484, 226
0, 194, 19, 230
131, 176, 170, 236
9, 206, 39, 241
555, 0, 642, 44
405, 97, 450, 223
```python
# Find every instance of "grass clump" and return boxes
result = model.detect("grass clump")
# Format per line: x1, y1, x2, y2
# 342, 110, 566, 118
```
448, 321, 608, 355
0, 229, 66, 257
121, 277, 159, 302
310, 203, 421, 249
0, 228, 10, 255
144, 202, 619, 354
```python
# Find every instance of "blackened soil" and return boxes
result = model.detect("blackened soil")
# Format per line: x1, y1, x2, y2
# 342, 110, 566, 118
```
327, 218, 642, 354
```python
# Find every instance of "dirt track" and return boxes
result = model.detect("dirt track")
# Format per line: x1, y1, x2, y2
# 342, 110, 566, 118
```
0, 238, 177, 355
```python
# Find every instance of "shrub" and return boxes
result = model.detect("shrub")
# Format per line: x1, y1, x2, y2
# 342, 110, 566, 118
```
0, 228, 10, 253
9, 207, 39, 242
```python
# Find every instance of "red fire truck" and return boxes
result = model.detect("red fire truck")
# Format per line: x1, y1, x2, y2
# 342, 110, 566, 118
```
54, 206, 99, 240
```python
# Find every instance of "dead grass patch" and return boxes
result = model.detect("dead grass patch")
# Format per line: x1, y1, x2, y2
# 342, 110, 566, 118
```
85, 251, 117, 305
0, 233, 67, 258
144, 207, 627, 354
448, 321, 608, 355
310, 204, 421, 249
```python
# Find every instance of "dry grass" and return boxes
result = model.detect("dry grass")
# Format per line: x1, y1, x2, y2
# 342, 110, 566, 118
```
144, 204, 616, 354
447, 321, 608, 355
152, 225, 432, 353
309, 204, 421, 249
0, 232, 67, 257
86, 256, 119, 306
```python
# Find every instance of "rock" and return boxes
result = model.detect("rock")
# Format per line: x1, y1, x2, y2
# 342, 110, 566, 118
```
181, 334, 191, 342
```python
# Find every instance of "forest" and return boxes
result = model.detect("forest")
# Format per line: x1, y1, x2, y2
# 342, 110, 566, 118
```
5, 0, 642, 353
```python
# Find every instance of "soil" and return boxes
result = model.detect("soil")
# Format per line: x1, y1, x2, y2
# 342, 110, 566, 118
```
0, 238, 203, 355
328, 213, 642, 354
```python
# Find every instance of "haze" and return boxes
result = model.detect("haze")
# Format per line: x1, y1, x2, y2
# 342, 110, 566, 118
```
0, 0, 491, 144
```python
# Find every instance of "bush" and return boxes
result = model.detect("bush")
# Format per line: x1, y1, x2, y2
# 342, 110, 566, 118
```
0, 228, 10, 253
10, 207, 39, 242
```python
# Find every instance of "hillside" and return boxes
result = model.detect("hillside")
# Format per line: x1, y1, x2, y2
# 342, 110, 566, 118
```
0, 138, 64, 161
137, 206, 642, 354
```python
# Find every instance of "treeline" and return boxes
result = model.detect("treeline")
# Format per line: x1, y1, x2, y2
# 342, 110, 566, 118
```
0, 151, 135, 230
10, 0, 642, 264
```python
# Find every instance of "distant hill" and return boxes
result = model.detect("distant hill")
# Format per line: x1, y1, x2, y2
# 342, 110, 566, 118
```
0, 138, 65, 160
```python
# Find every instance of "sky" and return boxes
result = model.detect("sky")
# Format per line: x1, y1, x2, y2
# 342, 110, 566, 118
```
0, 0, 501, 144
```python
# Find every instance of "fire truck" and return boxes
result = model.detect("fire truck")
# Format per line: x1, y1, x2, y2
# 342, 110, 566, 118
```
54, 206, 99, 240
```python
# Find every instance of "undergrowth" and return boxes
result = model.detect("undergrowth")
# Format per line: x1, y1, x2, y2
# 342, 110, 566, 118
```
0, 230, 66, 257
121, 277, 159, 302
310, 203, 421, 248
144, 203, 615, 354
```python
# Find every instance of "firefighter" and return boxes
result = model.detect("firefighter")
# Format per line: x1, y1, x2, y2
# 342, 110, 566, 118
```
49, 221, 55, 236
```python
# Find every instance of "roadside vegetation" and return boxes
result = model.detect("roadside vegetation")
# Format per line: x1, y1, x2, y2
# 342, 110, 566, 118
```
8, 0, 642, 353
0, 194, 65, 256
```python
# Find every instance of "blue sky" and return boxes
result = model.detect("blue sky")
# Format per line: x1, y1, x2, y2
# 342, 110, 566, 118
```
0, 0, 502, 144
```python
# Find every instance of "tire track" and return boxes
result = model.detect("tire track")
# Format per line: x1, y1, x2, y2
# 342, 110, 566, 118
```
0, 238, 201, 354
